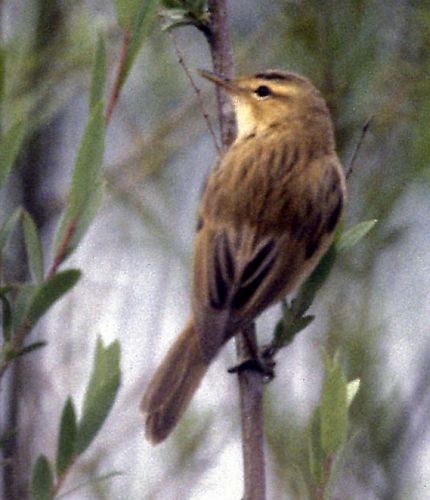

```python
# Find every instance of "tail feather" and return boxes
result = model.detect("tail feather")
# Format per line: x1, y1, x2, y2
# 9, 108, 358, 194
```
141, 320, 209, 444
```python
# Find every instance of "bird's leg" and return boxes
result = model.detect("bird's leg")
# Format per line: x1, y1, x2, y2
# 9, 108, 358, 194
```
228, 326, 276, 382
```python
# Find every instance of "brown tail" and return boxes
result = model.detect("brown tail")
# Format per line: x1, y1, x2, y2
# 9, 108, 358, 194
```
141, 320, 209, 444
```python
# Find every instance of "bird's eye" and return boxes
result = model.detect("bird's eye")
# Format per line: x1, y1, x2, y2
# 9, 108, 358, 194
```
254, 85, 271, 98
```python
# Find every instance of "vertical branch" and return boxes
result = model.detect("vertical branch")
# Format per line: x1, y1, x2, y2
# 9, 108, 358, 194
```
206, 0, 236, 148
235, 324, 266, 500
204, 2, 266, 499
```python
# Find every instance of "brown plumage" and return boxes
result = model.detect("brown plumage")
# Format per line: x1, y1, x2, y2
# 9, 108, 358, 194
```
141, 70, 347, 444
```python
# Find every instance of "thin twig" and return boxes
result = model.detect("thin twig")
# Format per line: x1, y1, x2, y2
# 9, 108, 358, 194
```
105, 29, 132, 125
346, 115, 373, 179
205, 1, 266, 499
167, 31, 221, 155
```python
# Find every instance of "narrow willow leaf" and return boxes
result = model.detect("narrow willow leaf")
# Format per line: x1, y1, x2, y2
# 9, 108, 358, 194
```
161, 0, 183, 7
89, 36, 107, 110
75, 338, 121, 455
31, 455, 53, 500
56, 397, 77, 476
412, 97, 430, 173
54, 102, 105, 262
293, 245, 337, 316
0, 291, 12, 341
60, 181, 105, 261
114, 0, 141, 28
120, 0, 160, 89
346, 378, 361, 407
0, 121, 25, 189
0, 46, 5, 112
63, 101, 104, 220
25, 269, 81, 326
11, 284, 37, 332
321, 363, 348, 455
309, 406, 325, 484
337, 220, 377, 253
160, 8, 193, 31
0, 208, 22, 254
22, 211, 44, 283
160, 0, 209, 30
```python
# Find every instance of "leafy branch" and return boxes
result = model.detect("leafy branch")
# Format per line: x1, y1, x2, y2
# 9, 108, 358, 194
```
265, 220, 377, 359
31, 339, 121, 500
0, 4, 158, 498
0, 0, 159, 383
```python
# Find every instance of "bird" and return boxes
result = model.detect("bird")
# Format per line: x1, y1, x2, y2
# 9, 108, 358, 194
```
141, 69, 347, 444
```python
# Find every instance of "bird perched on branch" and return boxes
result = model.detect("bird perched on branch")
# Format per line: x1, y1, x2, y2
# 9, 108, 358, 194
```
141, 69, 347, 444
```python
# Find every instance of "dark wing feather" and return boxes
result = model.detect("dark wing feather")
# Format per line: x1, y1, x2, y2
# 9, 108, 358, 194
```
232, 238, 277, 310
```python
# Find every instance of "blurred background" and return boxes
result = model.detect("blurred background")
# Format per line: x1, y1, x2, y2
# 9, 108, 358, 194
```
1, 0, 430, 498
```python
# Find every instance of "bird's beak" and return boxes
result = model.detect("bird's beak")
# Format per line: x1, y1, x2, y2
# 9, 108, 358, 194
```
198, 69, 245, 96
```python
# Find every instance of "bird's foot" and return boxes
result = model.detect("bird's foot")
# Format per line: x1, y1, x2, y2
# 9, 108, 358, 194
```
228, 351, 276, 382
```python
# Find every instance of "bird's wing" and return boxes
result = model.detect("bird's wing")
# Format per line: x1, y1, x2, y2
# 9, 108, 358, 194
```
192, 221, 306, 361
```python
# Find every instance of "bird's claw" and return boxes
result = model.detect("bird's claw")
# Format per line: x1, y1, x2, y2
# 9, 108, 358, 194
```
228, 351, 276, 383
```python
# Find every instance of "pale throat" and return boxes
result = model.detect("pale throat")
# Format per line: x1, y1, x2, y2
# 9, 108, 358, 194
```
234, 102, 260, 139
234, 100, 287, 140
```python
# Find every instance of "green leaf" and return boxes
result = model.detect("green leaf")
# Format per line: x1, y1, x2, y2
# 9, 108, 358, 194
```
75, 338, 121, 455
320, 359, 348, 455
114, 0, 142, 28
161, 0, 184, 7
0, 208, 22, 254
25, 269, 81, 326
56, 397, 77, 476
346, 378, 361, 408
309, 406, 325, 484
271, 245, 338, 351
120, 0, 160, 90
62, 102, 104, 221
11, 284, 37, 331
336, 220, 377, 253
160, 0, 209, 31
31, 455, 53, 500
0, 45, 5, 112
0, 290, 12, 341
293, 245, 337, 316
22, 211, 44, 283
90, 36, 107, 110
160, 8, 192, 30
0, 121, 25, 189
54, 102, 105, 263
12, 283, 38, 331
58, 181, 105, 264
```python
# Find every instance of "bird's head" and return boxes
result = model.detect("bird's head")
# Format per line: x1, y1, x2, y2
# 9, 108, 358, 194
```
200, 69, 331, 139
